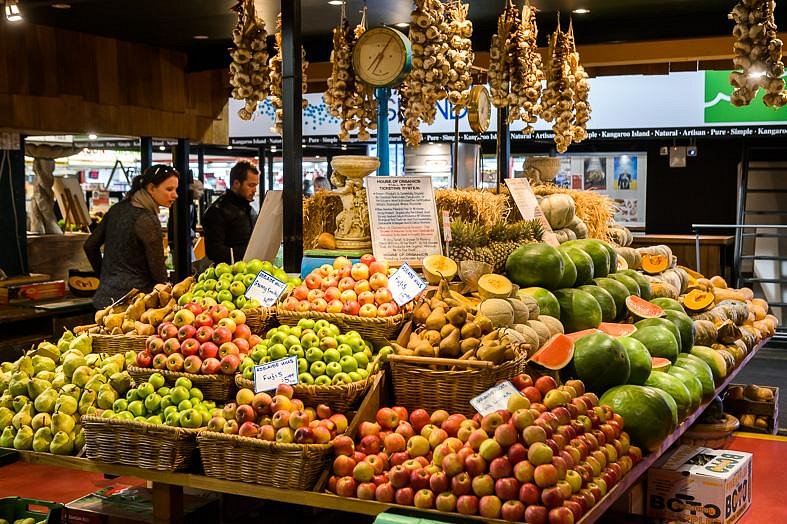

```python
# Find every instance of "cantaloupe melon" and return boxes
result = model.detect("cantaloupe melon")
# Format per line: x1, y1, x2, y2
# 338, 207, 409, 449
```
422, 255, 458, 285
478, 273, 514, 300
478, 299, 515, 328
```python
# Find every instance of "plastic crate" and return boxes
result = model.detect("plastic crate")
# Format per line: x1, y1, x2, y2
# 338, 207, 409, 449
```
0, 497, 64, 524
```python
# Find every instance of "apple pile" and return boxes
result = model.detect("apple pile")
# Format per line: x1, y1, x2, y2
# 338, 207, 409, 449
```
281, 255, 402, 318
238, 318, 389, 386
186, 258, 302, 311
101, 374, 213, 428
205, 384, 349, 444
135, 303, 260, 376
326, 374, 642, 523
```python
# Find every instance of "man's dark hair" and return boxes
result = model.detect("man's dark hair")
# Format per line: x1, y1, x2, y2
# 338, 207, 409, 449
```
229, 160, 259, 186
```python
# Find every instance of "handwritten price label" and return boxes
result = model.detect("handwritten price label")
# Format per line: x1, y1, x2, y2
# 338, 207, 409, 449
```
388, 263, 427, 307
470, 381, 520, 416
244, 270, 289, 307
253, 356, 298, 393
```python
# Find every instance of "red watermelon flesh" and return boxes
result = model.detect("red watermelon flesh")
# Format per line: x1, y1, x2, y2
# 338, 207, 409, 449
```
626, 295, 664, 318
598, 322, 637, 337
565, 329, 602, 343
651, 357, 671, 371
530, 334, 575, 370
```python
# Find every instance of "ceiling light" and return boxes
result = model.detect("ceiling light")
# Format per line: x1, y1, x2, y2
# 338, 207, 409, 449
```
52, 3, 71, 8
193, 35, 209, 40
314, 155, 320, 159
227, 145, 233, 150
328, 1, 343, 5
158, 145, 166, 151
88, 134, 97, 140
5, 0, 22, 22
270, 146, 277, 152
341, 144, 348, 150
395, 23, 409, 28
572, 8, 590, 14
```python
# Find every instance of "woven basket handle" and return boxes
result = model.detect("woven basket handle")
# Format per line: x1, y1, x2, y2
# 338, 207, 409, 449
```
386, 354, 495, 369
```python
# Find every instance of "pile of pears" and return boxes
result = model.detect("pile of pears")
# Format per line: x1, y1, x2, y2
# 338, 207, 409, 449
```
0, 518, 45, 524
0, 330, 135, 455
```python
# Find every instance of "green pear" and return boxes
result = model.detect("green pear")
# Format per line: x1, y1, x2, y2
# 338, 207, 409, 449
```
124, 351, 136, 369
62, 353, 87, 379
35, 341, 60, 361
78, 389, 97, 415
55, 395, 77, 415
100, 363, 120, 378
27, 378, 51, 400
35, 370, 55, 383
71, 366, 94, 388
33, 388, 58, 414
32, 355, 56, 374
74, 426, 85, 452
0, 393, 11, 410
50, 372, 66, 390
49, 430, 74, 455
105, 354, 126, 371
96, 384, 118, 410
13, 424, 33, 450
15, 356, 34, 376
0, 426, 16, 447
108, 372, 132, 395
0, 372, 9, 394
84, 373, 107, 393
85, 354, 101, 368
69, 334, 93, 355
8, 377, 29, 397
0, 406, 12, 427
0, 361, 12, 372
51, 412, 76, 434
59, 329, 75, 346
31, 412, 52, 431
12, 405, 32, 429
12, 395, 29, 412
59, 384, 81, 402
32, 427, 53, 452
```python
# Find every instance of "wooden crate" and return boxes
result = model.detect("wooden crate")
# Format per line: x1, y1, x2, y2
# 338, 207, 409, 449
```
723, 384, 779, 434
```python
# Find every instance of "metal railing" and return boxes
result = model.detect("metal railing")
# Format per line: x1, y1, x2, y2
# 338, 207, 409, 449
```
691, 224, 787, 281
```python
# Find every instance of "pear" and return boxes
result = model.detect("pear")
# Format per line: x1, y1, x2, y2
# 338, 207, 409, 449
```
8, 377, 29, 397
78, 389, 97, 415
105, 354, 126, 372
35, 341, 61, 361
109, 372, 132, 395
424, 306, 447, 331
51, 412, 76, 434
71, 366, 94, 388
32, 427, 54, 452
96, 384, 118, 410
27, 378, 51, 401
62, 353, 87, 378
0, 372, 9, 394
15, 356, 34, 376
0, 426, 16, 447
85, 353, 102, 368
59, 384, 81, 402
74, 426, 86, 452
121, 318, 136, 333
12, 405, 32, 430
84, 373, 107, 392
33, 388, 58, 414
102, 312, 125, 332
99, 363, 120, 378
445, 307, 468, 327
35, 370, 56, 383
55, 395, 78, 415
12, 395, 29, 412
49, 430, 74, 455
31, 412, 52, 431
438, 327, 462, 358
0, 406, 13, 428
0, 393, 12, 410
69, 333, 93, 355
50, 372, 67, 390
413, 302, 432, 325
124, 351, 136, 369
32, 355, 56, 374
13, 424, 33, 450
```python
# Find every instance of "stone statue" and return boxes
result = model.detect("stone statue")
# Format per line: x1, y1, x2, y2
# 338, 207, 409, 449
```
329, 155, 380, 250
26, 143, 84, 234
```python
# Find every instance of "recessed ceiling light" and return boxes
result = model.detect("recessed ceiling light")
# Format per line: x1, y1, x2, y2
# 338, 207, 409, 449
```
193, 35, 209, 40
158, 145, 166, 151
395, 23, 409, 28
572, 8, 590, 14
5, 0, 22, 22
227, 145, 233, 150
328, 1, 343, 5
52, 3, 71, 9
88, 134, 97, 140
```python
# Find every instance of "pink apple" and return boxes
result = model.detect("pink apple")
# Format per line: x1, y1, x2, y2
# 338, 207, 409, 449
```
183, 355, 202, 374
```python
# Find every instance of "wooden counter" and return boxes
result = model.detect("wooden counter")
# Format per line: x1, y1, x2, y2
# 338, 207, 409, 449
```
631, 234, 735, 281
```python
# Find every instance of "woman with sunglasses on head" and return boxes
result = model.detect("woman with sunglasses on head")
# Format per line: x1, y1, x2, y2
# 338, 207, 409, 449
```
84, 164, 180, 308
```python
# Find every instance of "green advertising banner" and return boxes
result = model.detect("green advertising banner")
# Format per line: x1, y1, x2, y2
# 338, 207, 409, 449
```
705, 70, 787, 123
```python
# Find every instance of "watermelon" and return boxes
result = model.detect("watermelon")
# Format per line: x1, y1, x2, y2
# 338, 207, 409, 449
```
593, 277, 630, 320
598, 322, 637, 337
562, 247, 595, 286
609, 273, 641, 297
519, 288, 560, 318
650, 297, 685, 313
630, 326, 680, 362
644, 371, 693, 419
506, 244, 565, 290
626, 295, 665, 319
618, 336, 652, 385
554, 289, 603, 333
530, 334, 574, 370
651, 357, 672, 372
635, 318, 682, 351
667, 366, 703, 410
557, 250, 578, 289
599, 241, 619, 275
562, 239, 610, 278
571, 333, 630, 393
673, 356, 714, 396
578, 285, 617, 322
565, 329, 602, 342
618, 269, 652, 300
650, 387, 680, 430
600, 385, 675, 452
662, 310, 694, 352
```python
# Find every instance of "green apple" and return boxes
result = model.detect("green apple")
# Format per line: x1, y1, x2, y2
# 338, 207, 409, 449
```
203, 279, 217, 291
348, 371, 363, 382
240, 357, 256, 373
298, 358, 309, 374
309, 361, 326, 377
242, 274, 256, 287
134, 416, 147, 423
265, 327, 278, 340
245, 298, 260, 308
339, 355, 359, 373
232, 273, 245, 283
216, 279, 231, 292
251, 346, 268, 362
332, 372, 352, 385
177, 399, 193, 411
246, 259, 264, 275
143, 393, 162, 413
273, 269, 288, 282
270, 331, 287, 345
112, 399, 128, 413
147, 415, 163, 425
148, 373, 166, 390
221, 301, 236, 311
163, 405, 178, 419
215, 262, 232, 276
174, 377, 192, 390
127, 400, 146, 417
234, 295, 247, 309
157, 386, 170, 397
287, 345, 304, 359
160, 396, 173, 410
136, 382, 155, 399
102, 410, 116, 419
219, 272, 233, 282
297, 318, 315, 330
116, 410, 134, 421
305, 348, 324, 364
268, 343, 288, 361
178, 292, 194, 306
336, 344, 354, 357
165, 411, 181, 427
357, 368, 369, 379
229, 281, 246, 297
260, 260, 274, 274
325, 362, 342, 378
277, 325, 291, 335
378, 346, 394, 361
283, 334, 300, 348
323, 348, 341, 363
217, 290, 233, 303
353, 352, 370, 369
346, 335, 364, 353
242, 367, 253, 380
170, 386, 190, 404
314, 375, 332, 386
192, 290, 205, 298
205, 290, 218, 299
330, 325, 341, 337
189, 388, 203, 402
300, 333, 320, 349
298, 372, 315, 385
179, 409, 202, 429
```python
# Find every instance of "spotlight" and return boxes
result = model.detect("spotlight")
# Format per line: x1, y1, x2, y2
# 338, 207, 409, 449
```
572, 8, 590, 14
5, 0, 22, 22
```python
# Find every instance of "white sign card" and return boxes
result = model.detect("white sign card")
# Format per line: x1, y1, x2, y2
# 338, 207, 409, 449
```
244, 270, 288, 307
253, 356, 298, 393
366, 176, 443, 263
505, 178, 560, 247
244, 190, 282, 263
470, 381, 520, 416
388, 263, 428, 307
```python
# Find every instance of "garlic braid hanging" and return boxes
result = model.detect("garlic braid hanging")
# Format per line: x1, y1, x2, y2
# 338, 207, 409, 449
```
268, 14, 309, 135
229, 0, 271, 121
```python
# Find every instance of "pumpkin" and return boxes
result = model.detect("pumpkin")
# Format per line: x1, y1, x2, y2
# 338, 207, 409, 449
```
641, 253, 670, 274
554, 228, 577, 244
712, 287, 747, 303
738, 287, 754, 301
615, 247, 641, 270
709, 276, 727, 289
68, 275, 99, 291
649, 281, 679, 300
716, 300, 749, 325
539, 193, 576, 230
682, 289, 715, 312
637, 244, 673, 261
660, 269, 684, 293
672, 267, 691, 293
567, 215, 589, 239
678, 265, 705, 280
693, 319, 718, 346
716, 320, 742, 344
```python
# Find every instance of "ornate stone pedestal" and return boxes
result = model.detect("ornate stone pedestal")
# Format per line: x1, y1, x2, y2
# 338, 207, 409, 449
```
329, 155, 380, 251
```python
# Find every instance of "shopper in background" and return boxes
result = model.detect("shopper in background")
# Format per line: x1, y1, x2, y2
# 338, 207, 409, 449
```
84, 164, 179, 308
313, 175, 331, 192
303, 178, 313, 197
202, 160, 259, 264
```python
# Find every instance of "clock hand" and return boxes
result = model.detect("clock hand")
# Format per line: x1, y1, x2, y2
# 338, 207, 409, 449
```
368, 37, 395, 74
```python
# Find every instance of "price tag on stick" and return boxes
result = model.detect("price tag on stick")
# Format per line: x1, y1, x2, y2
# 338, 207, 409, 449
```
388, 262, 428, 307
244, 271, 289, 307
470, 381, 520, 416
253, 356, 298, 393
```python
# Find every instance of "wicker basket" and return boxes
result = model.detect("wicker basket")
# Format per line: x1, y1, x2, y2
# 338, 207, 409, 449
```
275, 308, 409, 347
387, 345, 530, 416
243, 307, 277, 335
197, 431, 332, 489
91, 334, 147, 355
127, 366, 236, 402
81, 415, 199, 472
679, 414, 740, 449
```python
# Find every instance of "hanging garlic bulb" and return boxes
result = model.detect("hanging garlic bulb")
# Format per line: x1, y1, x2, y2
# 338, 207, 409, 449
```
444, 1, 474, 108
268, 14, 309, 135
229, 0, 270, 121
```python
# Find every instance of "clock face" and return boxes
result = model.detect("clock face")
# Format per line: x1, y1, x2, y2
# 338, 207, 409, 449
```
353, 27, 412, 88
468, 85, 492, 133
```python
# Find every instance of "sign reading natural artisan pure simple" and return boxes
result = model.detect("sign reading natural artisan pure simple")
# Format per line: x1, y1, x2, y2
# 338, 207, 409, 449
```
388, 263, 428, 306
470, 381, 520, 416
505, 178, 560, 247
366, 176, 442, 263
245, 270, 288, 307
253, 356, 298, 393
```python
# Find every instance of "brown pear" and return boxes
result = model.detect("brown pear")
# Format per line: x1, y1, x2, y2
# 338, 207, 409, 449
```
103, 312, 125, 332
134, 322, 155, 336
414, 341, 436, 357
446, 307, 468, 327
475, 314, 494, 334
423, 330, 442, 346
482, 330, 500, 343
460, 322, 482, 340
124, 296, 147, 322
94, 307, 110, 325
440, 323, 456, 339
143, 292, 159, 310
438, 328, 461, 358
460, 337, 480, 353
413, 302, 432, 326
407, 332, 422, 350
172, 276, 194, 299
121, 318, 136, 333
424, 307, 447, 331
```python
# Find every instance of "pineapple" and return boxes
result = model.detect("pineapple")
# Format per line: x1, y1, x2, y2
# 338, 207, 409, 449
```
488, 221, 510, 271
448, 219, 479, 263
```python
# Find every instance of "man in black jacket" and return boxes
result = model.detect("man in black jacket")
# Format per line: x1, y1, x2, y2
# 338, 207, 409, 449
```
203, 161, 259, 264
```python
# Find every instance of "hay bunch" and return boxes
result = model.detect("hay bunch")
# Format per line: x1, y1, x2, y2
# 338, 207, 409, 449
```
302, 192, 342, 250
434, 189, 512, 227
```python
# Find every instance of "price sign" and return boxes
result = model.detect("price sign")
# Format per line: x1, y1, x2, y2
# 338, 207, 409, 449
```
244, 270, 288, 307
253, 356, 298, 393
442, 210, 452, 243
505, 178, 560, 247
470, 381, 520, 416
388, 263, 427, 307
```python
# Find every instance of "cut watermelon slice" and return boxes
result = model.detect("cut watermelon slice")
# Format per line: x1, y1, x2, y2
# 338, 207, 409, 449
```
625, 295, 664, 319
564, 328, 602, 343
598, 322, 637, 337
530, 334, 575, 370
651, 357, 671, 372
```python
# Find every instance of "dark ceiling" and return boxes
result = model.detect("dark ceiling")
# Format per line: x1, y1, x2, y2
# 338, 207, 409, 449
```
17, 0, 785, 70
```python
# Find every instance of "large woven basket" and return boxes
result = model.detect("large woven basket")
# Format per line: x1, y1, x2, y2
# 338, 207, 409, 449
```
197, 431, 332, 489
387, 345, 530, 416
91, 334, 147, 355
243, 307, 277, 335
275, 308, 409, 348
81, 415, 199, 472
127, 366, 236, 402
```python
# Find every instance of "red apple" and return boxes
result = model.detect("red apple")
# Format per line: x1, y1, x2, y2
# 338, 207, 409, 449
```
376, 407, 400, 430
409, 409, 430, 432
456, 494, 479, 515
135, 350, 153, 368
525, 505, 549, 524
183, 355, 202, 374
199, 341, 219, 360
479, 494, 503, 519
394, 487, 414, 506
451, 472, 473, 496
548, 506, 574, 524
519, 482, 541, 505
181, 338, 200, 357
501, 500, 526, 522
375, 482, 395, 503
220, 354, 240, 374
200, 357, 221, 374
165, 353, 184, 372
335, 476, 357, 497
495, 477, 521, 501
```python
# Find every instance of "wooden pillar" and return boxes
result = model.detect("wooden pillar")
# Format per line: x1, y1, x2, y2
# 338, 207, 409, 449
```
496, 108, 510, 190
173, 139, 191, 279
151, 482, 183, 524
141, 137, 153, 172
0, 135, 28, 276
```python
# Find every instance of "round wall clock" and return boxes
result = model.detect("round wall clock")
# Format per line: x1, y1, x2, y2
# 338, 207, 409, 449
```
467, 85, 491, 133
352, 26, 413, 88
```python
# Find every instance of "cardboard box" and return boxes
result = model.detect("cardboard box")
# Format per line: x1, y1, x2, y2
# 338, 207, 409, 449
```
65, 485, 219, 524
0, 280, 66, 304
647, 445, 752, 524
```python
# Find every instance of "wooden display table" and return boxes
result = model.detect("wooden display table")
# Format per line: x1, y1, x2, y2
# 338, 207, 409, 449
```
631, 234, 734, 282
